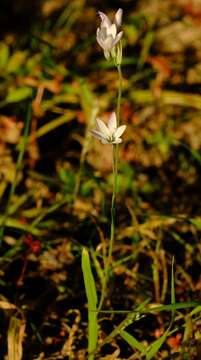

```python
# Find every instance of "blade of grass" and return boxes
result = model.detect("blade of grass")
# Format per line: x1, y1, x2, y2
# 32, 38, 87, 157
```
35, 112, 74, 138
81, 248, 98, 360
31, 199, 67, 227
7, 194, 30, 216
95, 299, 150, 353
130, 89, 201, 110
90, 249, 105, 294
119, 330, 147, 355
171, 256, 176, 320
0, 216, 44, 237
7, 317, 26, 360
120, 328, 175, 360
138, 31, 154, 69
146, 329, 172, 360
97, 301, 201, 315
189, 218, 201, 230
190, 305, 201, 317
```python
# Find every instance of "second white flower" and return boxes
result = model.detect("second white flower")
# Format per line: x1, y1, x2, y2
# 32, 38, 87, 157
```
91, 112, 126, 144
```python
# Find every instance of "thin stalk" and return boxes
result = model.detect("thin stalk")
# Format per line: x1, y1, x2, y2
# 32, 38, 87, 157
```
116, 64, 122, 126
108, 144, 118, 267
107, 62, 122, 262
0, 105, 32, 244
98, 62, 122, 310
108, 62, 122, 263
98, 145, 117, 311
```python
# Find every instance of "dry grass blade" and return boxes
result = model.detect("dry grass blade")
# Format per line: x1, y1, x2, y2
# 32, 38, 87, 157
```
131, 90, 201, 109
0, 301, 16, 310
7, 317, 26, 360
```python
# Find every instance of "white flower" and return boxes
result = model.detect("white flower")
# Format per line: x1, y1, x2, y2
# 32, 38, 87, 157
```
96, 9, 123, 60
91, 112, 126, 144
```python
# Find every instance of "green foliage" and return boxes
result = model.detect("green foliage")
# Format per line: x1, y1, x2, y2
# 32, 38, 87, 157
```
146, 330, 172, 360
147, 129, 173, 154
0, 105, 32, 242
119, 330, 146, 355
80, 180, 95, 197
5, 87, 33, 103
59, 168, 76, 194
0, 42, 9, 68
81, 248, 98, 360
118, 163, 135, 193
189, 218, 201, 230
7, 51, 27, 74
119, 259, 200, 359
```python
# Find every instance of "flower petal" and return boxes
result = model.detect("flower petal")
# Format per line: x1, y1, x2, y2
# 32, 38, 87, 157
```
101, 35, 114, 50
101, 139, 109, 144
98, 11, 111, 27
104, 49, 110, 60
91, 129, 106, 142
108, 112, 117, 132
97, 27, 104, 39
114, 124, 126, 138
114, 9, 123, 27
96, 28, 105, 48
112, 31, 123, 47
96, 118, 110, 137
107, 24, 117, 39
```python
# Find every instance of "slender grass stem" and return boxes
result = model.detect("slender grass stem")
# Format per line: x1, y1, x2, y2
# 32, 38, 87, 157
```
98, 146, 117, 311
0, 105, 32, 244
98, 63, 122, 310
116, 64, 122, 127
107, 62, 122, 265
108, 144, 118, 268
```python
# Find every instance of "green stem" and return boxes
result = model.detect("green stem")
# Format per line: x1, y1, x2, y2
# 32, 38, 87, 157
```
117, 64, 122, 126
107, 62, 122, 261
108, 62, 122, 263
98, 145, 117, 311
98, 63, 122, 310
108, 144, 118, 268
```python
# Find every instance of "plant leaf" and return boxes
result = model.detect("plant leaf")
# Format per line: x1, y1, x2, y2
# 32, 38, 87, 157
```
119, 330, 146, 354
81, 247, 98, 360
6, 87, 33, 103
146, 330, 170, 360
171, 256, 176, 319
7, 317, 26, 360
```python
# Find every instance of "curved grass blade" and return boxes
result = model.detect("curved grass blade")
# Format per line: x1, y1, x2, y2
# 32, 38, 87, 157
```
95, 299, 150, 353
190, 305, 201, 317
146, 329, 174, 360
81, 248, 98, 360
120, 328, 175, 360
119, 330, 146, 355
120, 257, 179, 359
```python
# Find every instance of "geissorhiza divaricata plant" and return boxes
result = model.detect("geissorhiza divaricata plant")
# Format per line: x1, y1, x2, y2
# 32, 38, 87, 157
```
91, 9, 125, 310
81, 9, 125, 359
